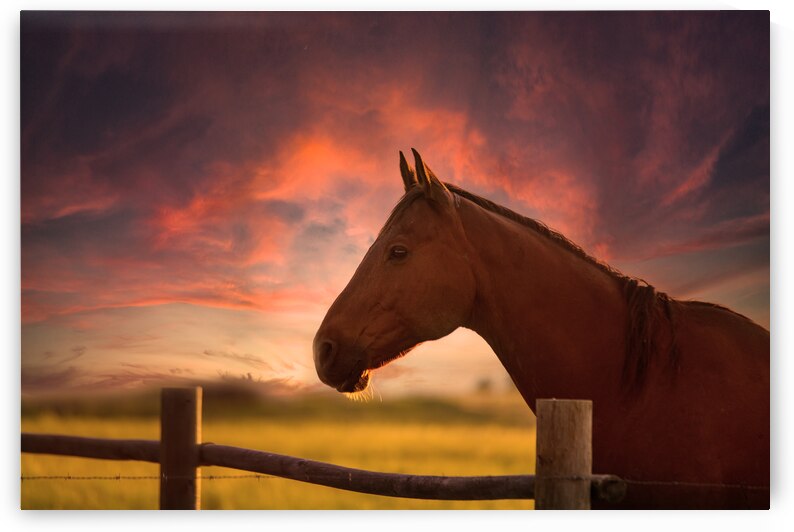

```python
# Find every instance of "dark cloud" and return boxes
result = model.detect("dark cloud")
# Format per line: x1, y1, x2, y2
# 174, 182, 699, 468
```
89, 368, 185, 390
22, 365, 82, 391
701, 104, 770, 221
168, 367, 195, 375
259, 200, 305, 224
202, 349, 274, 371
58, 345, 86, 364
22, 209, 139, 257
120, 362, 149, 370
301, 219, 345, 241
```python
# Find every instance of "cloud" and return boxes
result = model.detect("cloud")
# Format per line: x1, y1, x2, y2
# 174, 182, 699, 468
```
651, 213, 769, 259
22, 360, 188, 394
22, 366, 83, 392
58, 345, 86, 364
201, 349, 274, 371
88, 368, 188, 390
168, 367, 195, 375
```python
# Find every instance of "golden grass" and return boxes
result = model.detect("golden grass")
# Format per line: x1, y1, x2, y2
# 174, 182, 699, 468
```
21, 394, 537, 510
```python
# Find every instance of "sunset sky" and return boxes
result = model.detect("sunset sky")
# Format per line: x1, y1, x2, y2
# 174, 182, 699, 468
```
20, 11, 770, 396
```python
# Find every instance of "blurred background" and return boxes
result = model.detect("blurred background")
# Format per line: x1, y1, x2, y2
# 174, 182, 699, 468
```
22, 380, 536, 509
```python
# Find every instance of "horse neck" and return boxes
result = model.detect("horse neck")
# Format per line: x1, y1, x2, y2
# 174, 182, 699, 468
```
456, 198, 627, 410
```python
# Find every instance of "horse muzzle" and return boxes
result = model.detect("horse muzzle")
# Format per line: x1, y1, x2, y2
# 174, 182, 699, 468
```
313, 335, 370, 392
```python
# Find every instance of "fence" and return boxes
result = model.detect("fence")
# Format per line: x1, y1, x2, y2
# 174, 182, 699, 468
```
21, 387, 626, 510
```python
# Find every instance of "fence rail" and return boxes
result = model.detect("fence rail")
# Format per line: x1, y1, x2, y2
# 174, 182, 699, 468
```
22, 434, 159, 462
21, 387, 626, 509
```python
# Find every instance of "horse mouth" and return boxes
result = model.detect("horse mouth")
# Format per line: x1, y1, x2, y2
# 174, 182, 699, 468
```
333, 346, 418, 393
336, 369, 370, 393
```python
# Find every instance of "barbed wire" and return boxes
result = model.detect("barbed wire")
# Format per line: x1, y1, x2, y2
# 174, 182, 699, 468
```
19, 473, 769, 492
21, 474, 273, 481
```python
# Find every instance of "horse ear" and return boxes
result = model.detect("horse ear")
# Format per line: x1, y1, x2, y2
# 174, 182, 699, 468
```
399, 151, 418, 192
411, 148, 451, 205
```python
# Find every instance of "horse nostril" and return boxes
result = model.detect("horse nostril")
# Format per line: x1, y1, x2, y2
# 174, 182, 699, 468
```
316, 339, 337, 370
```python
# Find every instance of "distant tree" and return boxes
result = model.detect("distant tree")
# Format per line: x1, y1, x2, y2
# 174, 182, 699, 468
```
476, 377, 493, 394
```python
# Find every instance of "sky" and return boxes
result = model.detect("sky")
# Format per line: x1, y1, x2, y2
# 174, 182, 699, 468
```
20, 11, 770, 397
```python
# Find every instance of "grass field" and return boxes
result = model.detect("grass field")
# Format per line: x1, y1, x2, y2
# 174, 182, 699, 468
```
21, 389, 537, 509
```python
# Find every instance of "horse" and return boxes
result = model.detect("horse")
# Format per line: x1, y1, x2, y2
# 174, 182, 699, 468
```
312, 149, 770, 509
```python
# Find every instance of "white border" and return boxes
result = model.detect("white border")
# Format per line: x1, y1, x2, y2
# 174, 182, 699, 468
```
4, 1, 791, 529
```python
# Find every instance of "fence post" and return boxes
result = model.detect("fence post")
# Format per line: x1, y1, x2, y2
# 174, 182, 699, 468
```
534, 399, 592, 509
160, 387, 202, 510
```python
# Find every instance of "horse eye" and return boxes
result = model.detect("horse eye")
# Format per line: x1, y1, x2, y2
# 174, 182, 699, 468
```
389, 245, 408, 260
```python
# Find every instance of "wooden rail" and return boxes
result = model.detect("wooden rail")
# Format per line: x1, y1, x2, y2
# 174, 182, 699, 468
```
21, 434, 159, 462
21, 387, 626, 509
20, 434, 625, 503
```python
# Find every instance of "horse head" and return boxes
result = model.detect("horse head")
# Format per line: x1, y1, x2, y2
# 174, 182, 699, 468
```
313, 150, 476, 392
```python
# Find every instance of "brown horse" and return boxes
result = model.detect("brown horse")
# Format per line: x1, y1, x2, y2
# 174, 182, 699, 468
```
313, 150, 769, 509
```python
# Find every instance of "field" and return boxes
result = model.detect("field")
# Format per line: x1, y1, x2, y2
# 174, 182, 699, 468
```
21, 388, 537, 509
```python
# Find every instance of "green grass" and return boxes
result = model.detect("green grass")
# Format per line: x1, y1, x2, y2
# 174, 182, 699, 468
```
21, 391, 537, 509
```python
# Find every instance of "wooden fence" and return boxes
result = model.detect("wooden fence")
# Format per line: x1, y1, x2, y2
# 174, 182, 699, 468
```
21, 387, 626, 509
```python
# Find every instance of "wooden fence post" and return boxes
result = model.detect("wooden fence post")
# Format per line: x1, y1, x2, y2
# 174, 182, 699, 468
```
534, 399, 592, 509
160, 387, 202, 510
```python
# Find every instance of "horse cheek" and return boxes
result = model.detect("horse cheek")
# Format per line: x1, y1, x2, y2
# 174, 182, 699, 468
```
415, 273, 473, 339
